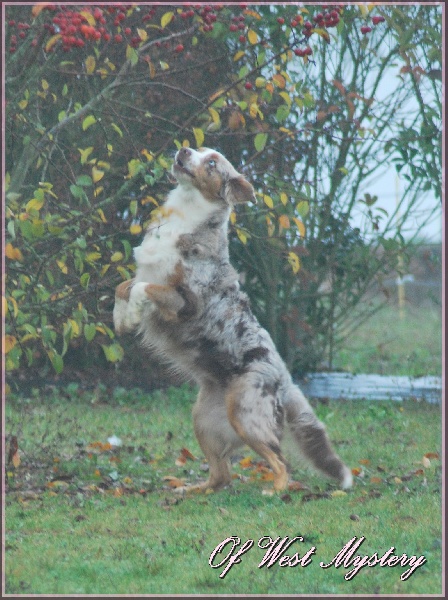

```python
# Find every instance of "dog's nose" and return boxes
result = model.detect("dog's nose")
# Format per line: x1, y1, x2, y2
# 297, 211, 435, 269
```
177, 147, 191, 161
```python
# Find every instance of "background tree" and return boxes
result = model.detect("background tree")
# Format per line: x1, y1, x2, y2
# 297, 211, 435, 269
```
4, 3, 442, 383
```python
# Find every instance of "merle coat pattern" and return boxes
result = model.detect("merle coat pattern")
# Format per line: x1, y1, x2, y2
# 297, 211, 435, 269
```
113, 147, 352, 492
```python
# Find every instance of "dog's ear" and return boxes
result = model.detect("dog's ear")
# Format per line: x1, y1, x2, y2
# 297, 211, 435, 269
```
224, 176, 256, 204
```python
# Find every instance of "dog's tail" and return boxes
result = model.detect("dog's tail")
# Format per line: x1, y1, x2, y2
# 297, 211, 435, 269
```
284, 386, 353, 489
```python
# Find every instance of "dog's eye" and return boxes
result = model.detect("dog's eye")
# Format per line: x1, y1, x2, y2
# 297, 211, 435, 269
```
208, 159, 217, 168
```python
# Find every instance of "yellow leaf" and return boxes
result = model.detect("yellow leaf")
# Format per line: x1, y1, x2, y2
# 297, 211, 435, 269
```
85, 55, 96, 75
68, 319, 80, 336
229, 211, 237, 225
78, 147, 94, 165
94, 186, 104, 198
272, 74, 286, 89
100, 264, 110, 277
32, 3, 48, 17
287, 252, 301, 274
45, 34, 61, 53
193, 127, 204, 148
249, 103, 263, 120
56, 260, 68, 274
293, 217, 306, 238
41, 79, 49, 90
243, 9, 262, 19
82, 115, 97, 131
137, 28, 148, 42
97, 208, 107, 223
5, 243, 23, 262
331, 490, 347, 497
263, 195, 274, 209
278, 215, 290, 229
234, 50, 245, 61
80, 10, 96, 26
208, 107, 220, 125
255, 77, 266, 88
26, 198, 44, 212
92, 166, 104, 183
3, 335, 17, 354
111, 251, 124, 263
141, 149, 153, 161
86, 252, 101, 263
12, 452, 21, 468
266, 82, 274, 94
312, 27, 331, 43
130, 223, 142, 235
8, 297, 19, 318
161, 11, 174, 28
280, 192, 288, 206
247, 29, 259, 45
141, 195, 158, 206
18, 99, 28, 110
279, 91, 292, 107
236, 228, 248, 244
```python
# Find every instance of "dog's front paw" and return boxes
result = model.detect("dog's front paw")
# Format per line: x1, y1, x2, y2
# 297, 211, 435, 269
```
113, 280, 152, 334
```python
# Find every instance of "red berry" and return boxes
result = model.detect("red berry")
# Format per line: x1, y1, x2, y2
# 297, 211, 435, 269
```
244, 82, 253, 90
9, 20, 16, 26
304, 46, 312, 55
103, 32, 111, 41
361, 26, 372, 34
239, 34, 246, 43
175, 43, 184, 52
277, 17, 285, 25
124, 27, 131, 35
229, 24, 238, 32
304, 21, 313, 30
294, 48, 304, 57
372, 15, 385, 25
114, 34, 123, 43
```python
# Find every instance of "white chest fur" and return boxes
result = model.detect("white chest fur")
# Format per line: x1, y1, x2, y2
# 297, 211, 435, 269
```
133, 185, 218, 286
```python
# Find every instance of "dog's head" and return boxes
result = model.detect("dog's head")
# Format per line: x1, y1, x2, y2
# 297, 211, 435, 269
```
172, 147, 256, 206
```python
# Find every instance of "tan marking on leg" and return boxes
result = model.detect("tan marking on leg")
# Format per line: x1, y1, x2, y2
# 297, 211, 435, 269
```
115, 279, 134, 301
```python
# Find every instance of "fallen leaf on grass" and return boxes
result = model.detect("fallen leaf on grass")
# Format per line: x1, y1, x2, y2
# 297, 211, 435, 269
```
175, 447, 196, 466
370, 476, 382, 484
288, 481, 308, 492
424, 452, 439, 459
163, 476, 186, 488
359, 459, 370, 465
331, 490, 347, 497
239, 456, 255, 469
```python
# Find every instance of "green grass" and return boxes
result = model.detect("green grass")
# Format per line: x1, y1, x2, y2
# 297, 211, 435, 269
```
332, 304, 442, 376
5, 384, 442, 595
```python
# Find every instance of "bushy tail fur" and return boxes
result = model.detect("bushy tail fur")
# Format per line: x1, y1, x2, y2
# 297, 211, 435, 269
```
285, 386, 353, 489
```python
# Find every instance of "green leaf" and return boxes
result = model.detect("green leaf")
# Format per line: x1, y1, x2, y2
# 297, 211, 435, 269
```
84, 323, 96, 342
82, 115, 97, 131
80, 273, 90, 288
76, 175, 93, 187
126, 45, 139, 66
296, 200, 310, 218
254, 133, 268, 152
48, 351, 64, 374
102, 343, 124, 363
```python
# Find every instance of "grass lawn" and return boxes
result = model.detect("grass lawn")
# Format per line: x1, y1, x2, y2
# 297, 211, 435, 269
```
4, 384, 442, 595
332, 303, 442, 376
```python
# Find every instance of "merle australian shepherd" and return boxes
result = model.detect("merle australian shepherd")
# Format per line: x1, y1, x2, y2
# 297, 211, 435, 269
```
113, 147, 352, 492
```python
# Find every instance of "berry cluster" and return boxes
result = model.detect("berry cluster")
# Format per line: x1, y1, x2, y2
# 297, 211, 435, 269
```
7, 21, 31, 54
361, 14, 385, 35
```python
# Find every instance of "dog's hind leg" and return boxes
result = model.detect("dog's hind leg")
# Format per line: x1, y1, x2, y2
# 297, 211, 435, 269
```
180, 383, 243, 492
285, 386, 353, 489
225, 373, 289, 491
